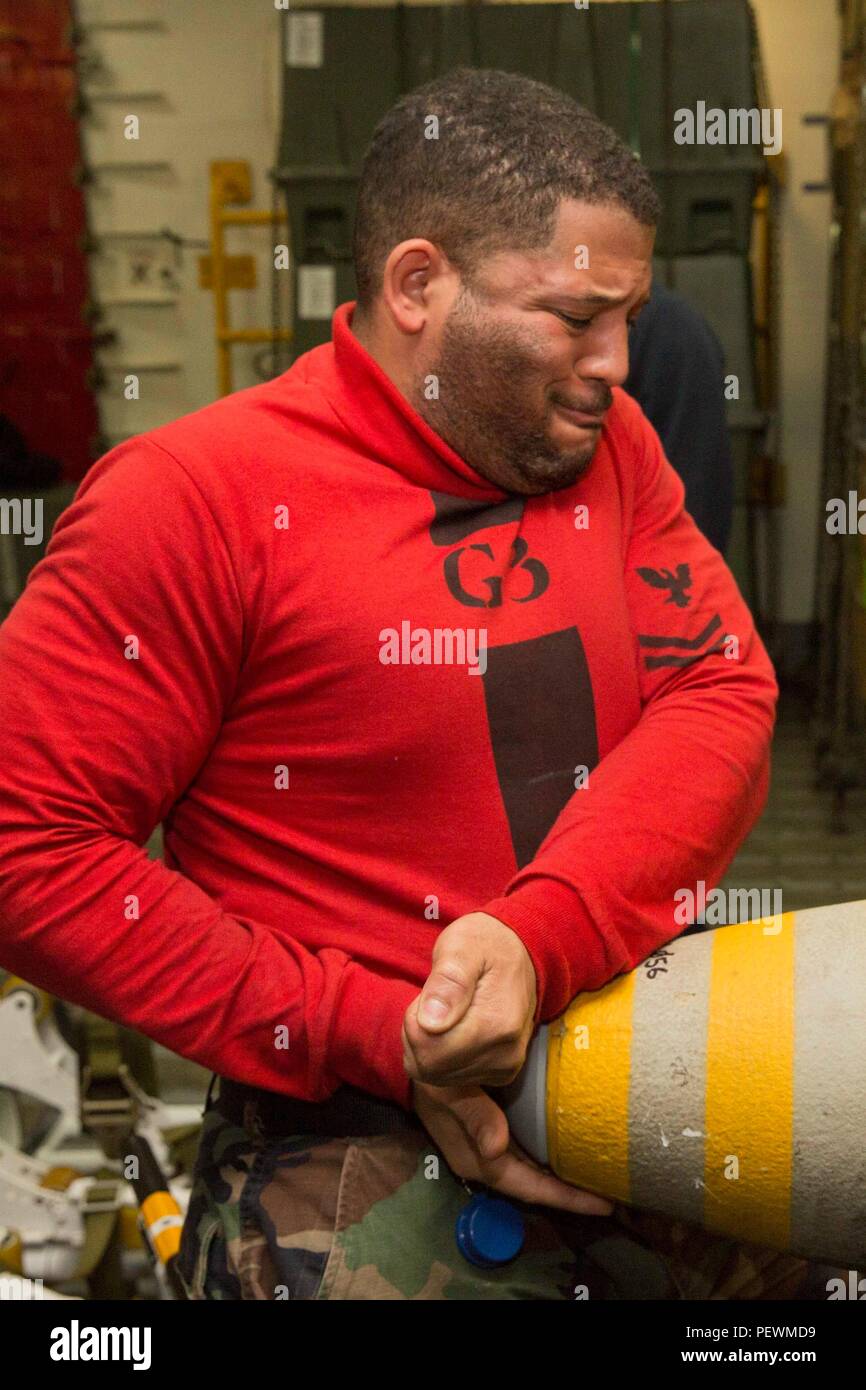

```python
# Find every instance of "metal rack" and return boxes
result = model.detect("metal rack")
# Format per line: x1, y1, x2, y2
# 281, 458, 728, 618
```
813, 0, 866, 828
201, 161, 291, 398
71, 1, 180, 450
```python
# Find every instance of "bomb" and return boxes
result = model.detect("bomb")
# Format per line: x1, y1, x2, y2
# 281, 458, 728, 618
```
505, 900, 866, 1268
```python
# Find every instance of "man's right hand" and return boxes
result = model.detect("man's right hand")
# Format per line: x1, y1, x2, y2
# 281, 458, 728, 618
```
412, 1080, 614, 1216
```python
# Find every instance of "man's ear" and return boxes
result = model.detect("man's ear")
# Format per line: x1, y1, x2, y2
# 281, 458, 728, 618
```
380, 239, 453, 335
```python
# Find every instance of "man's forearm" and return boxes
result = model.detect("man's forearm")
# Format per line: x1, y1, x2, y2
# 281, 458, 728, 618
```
482, 678, 773, 1020
0, 825, 418, 1106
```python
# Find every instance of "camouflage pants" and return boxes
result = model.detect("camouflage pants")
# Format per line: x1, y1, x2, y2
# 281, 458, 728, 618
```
176, 1105, 830, 1301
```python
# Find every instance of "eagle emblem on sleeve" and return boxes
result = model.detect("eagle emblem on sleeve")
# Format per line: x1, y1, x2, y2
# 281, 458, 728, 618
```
636, 563, 693, 609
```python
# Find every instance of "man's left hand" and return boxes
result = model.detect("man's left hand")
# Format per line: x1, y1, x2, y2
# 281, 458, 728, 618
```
402, 911, 537, 1088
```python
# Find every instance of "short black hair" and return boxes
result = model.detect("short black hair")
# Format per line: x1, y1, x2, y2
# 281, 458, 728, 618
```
353, 67, 661, 311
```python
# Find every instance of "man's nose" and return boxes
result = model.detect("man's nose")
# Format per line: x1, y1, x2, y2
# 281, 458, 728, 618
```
576, 326, 631, 389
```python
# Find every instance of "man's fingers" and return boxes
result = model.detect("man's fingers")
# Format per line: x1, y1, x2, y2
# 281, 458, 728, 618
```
447, 1087, 511, 1161
412, 1083, 614, 1218
442, 1092, 613, 1213
401, 1019, 416, 1076
416, 957, 477, 1032
485, 1148, 614, 1216
404, 1042, 520, 1089
403, 1000, 530, 1086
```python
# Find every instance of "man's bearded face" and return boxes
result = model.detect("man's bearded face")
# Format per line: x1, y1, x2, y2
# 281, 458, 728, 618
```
412, 200, 654, 496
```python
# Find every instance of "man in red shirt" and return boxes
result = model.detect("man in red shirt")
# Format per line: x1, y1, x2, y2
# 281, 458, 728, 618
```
0, 68, 809, 1299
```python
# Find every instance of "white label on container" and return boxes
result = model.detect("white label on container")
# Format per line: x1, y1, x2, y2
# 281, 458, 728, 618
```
287, 13, 324, 69
298, 265, 336, 320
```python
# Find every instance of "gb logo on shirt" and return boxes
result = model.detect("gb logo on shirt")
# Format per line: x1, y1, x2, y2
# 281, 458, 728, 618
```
443, 536, 550, 608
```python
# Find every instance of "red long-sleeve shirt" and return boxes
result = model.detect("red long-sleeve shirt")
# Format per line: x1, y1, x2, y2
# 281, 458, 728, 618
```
0, 301, 777, 1108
